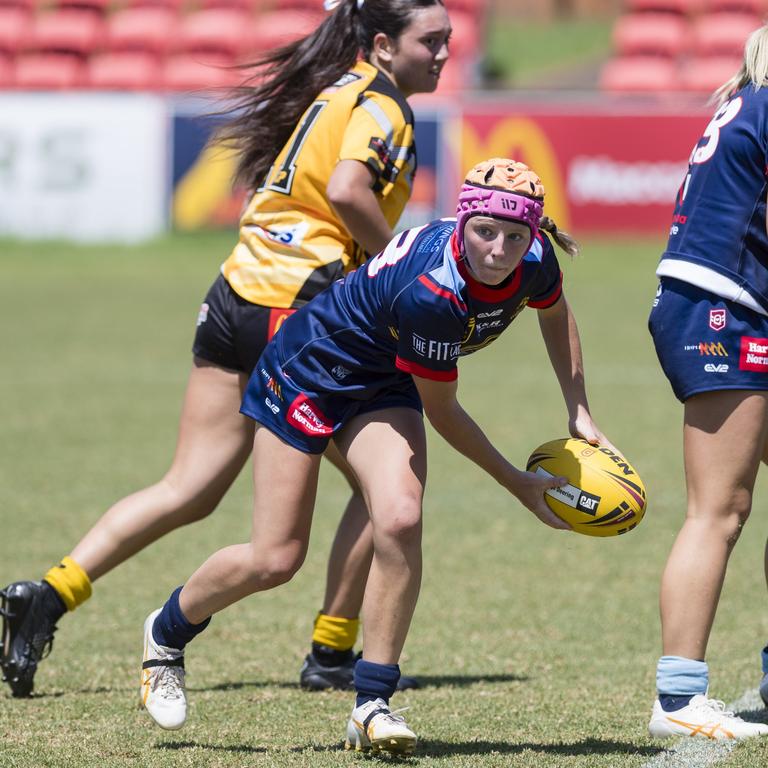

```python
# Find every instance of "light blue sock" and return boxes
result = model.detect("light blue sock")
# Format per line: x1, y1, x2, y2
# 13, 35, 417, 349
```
656, 655, 709, 696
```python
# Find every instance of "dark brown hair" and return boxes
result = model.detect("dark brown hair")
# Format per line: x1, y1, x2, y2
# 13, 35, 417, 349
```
215, 0, 445, 190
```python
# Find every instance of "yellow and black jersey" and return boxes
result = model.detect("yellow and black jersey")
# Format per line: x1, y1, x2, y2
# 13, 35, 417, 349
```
221, 60, 417, 309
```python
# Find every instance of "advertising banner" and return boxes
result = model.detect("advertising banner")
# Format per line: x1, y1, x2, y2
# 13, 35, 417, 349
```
457, 102, 711, 234
0, 94, 168, 242
171, 103, 448, 233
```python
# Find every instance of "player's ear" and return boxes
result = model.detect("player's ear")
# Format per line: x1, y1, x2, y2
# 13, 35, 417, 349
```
371, 31, 395, 63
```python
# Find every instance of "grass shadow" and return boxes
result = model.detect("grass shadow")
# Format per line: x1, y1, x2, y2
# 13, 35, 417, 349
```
192, 673, 529, 693
155, 740, 268, 755
417, 738, 665, 758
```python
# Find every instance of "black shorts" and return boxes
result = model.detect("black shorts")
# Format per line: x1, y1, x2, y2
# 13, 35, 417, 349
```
192, 274, 296, 374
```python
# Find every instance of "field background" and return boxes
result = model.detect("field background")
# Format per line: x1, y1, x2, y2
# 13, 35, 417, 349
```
2, 233, 768, 767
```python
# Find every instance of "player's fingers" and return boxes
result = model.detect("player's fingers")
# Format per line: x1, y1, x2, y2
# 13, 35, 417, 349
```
536, 503, 571, 530
547, 474, 568, 489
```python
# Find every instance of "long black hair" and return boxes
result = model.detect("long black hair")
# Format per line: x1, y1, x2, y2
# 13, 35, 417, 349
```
215, 0, 445, 191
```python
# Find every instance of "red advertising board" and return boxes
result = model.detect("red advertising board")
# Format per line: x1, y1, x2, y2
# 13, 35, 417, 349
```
456, 102, 711, 234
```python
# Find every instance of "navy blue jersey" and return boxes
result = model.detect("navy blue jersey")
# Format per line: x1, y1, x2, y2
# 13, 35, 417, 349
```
657, 83, 768, 314
271, 218, 562, 399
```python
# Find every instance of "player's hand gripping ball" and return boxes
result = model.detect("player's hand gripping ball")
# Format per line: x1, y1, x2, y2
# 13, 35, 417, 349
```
526, 438, 646, 536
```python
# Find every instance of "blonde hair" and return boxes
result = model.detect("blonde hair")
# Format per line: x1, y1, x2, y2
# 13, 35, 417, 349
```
712, 24, 768, 106
539, 216, 580, 258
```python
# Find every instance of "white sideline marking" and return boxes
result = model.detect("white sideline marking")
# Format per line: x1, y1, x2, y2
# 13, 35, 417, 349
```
641, 689, 763, 768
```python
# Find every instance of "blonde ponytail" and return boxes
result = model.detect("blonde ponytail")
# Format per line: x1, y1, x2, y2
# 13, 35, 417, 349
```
539, 216, 580, 258
712, 24, 768, 106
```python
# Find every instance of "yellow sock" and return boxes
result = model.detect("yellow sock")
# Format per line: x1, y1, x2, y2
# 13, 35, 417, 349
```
312, 612, 359, 651
43, 557, 92, 612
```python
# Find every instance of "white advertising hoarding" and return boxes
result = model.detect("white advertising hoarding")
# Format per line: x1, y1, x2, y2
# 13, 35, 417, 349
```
0, 93, 168, 242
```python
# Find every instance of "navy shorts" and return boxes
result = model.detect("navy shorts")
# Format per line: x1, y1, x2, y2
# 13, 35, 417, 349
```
649, 278, 768, 402
192, 274, 296, 374
240, 341, 423, 454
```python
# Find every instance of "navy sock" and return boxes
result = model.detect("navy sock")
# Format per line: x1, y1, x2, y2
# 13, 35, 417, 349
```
354, 659, 400, 707
659, 693, 694, 712
152, 586, 211, 650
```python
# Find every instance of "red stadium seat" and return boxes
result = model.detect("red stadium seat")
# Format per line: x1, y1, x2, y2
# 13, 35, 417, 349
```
692, 12, 761, 57
433, 56, 468, 93
613, 13, 690, 58
0, 0, 35, 12
0, 53, 13, 87
249, 10, 323, 53
445, 10, 479, 59
680, 54, 743, 91
599, 56, 681, 92
266, 0, 317, 8
0, 7, 33, 54
178, 9, 255, 58
625, 0, 704, 13
445, 0, 490, 12
14, 52, 86, 88
703, 0, 767, 12
198, 0, 253, 10
106, 7, 178, 55
55, 0, 111, 14
28, 9, 106, 56
161, 53, 241, 90
87, 51, 160, 89
122, 0, 185, 11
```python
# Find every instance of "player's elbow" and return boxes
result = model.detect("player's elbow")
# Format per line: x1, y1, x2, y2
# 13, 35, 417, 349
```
326, 178, 356, 210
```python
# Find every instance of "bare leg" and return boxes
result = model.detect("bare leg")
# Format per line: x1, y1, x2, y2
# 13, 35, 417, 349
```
335, 408, 427, 664
179, 426, 322, 624
322, 443, 373, 618
70, 359, 253, 581
660, 391, 768, 659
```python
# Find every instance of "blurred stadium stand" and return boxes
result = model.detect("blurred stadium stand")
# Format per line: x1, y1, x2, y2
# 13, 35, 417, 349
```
0, 0, 487, 91
601, 0, 764, 92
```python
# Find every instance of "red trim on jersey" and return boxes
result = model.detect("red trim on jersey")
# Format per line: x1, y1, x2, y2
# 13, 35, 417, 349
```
418, 274, 467, 311
395, 356, 458, 382
528, 271, 563, 308
450, 231, 523, 301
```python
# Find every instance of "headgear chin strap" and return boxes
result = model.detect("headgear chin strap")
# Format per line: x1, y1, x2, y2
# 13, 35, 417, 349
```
455, 184, 544, 255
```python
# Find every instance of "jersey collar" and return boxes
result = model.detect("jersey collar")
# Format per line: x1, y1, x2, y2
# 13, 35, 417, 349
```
450, 231, 523, 302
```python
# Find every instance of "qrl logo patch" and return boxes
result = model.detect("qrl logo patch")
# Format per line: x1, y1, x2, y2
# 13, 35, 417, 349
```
287, 394, 334, 436
709, 309, 726, 332
739, 336, 768, 372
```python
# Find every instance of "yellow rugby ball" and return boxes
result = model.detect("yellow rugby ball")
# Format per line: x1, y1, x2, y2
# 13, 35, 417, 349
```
526, 438, 647, 537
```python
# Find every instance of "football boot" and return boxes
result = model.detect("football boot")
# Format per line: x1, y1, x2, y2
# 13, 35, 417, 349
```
140, 609, 187, 730
345, 697, 417, 754
0, 580, 64, 697
299, 647, 420, 691
649, 694, 768, 740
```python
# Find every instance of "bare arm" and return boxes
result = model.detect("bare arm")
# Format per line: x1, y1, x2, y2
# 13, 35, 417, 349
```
537, 295, 610, 446
326, 159, 394, 256
413, 374, 569, 529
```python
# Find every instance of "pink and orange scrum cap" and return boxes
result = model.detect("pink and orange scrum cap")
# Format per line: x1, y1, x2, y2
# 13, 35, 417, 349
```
456, 158, 545, 254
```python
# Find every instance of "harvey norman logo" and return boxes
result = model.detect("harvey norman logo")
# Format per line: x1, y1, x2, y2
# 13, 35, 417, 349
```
740, 337, 768, 372
412, 333, 461, 361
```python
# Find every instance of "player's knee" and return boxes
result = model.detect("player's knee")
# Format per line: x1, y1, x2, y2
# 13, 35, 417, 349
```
158, 477, 220, 524
374, 499, 423, 544
245, 543, 306, 588
724, 497, 752, 545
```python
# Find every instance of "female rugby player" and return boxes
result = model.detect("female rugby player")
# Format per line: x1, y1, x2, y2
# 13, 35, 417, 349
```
647, 25, 768, 741
139, 158, 609, 754
1, 0, 449, 698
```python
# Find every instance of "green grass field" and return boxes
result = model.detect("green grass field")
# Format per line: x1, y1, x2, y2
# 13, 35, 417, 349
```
2, 233, 768, 767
